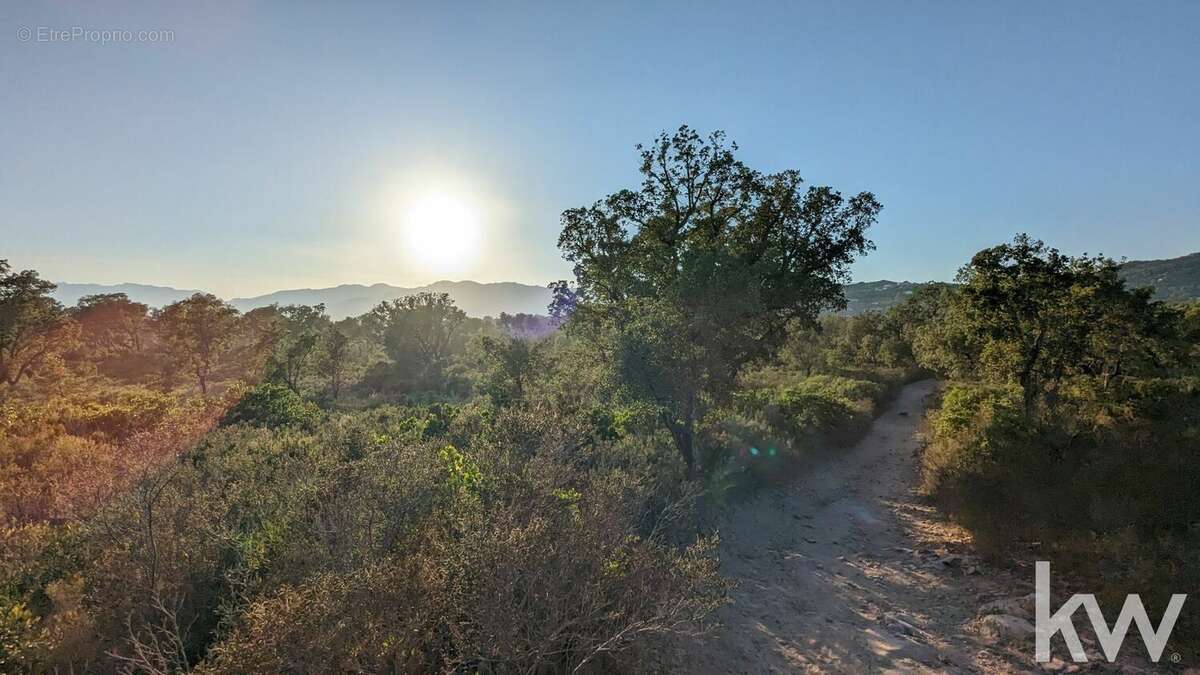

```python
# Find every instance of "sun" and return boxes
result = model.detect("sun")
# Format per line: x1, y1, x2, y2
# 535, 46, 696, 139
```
400, 189, 483, 274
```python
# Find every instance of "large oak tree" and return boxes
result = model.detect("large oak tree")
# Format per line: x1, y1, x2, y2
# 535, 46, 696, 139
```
923, 234, 1179, 413
557, 126, 880, 477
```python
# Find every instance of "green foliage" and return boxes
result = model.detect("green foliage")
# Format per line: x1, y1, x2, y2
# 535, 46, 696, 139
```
0, 602, 42, 671
914, 235, 1182, 413
438, 444, 483, 495
0, 261, 77, 389
363, 292, 466, 395
155, 293, 240, 396
558, 126, 879, 476
314, 324, 352, 398
68, 294, 152, 385
58, 388, 178, 440
220, 383, 320, 430
11, 132, 1195, 670
923, 378, 1200, 654
472, 333, 545, 407
0, 398, 725, 672
744, 375, 886, 447
264, 303, 328, 394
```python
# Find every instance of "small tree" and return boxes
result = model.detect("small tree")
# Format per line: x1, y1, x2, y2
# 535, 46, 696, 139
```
72, 292, 150, 357
267, 304, 327, 394
474, 334, 545, 407
155, 293, 239, 396
365, 292, 466, 389
231, 306, 285, 381
0, 260, 78, 388
557, 126, 879, 477
315, 325, 352, 399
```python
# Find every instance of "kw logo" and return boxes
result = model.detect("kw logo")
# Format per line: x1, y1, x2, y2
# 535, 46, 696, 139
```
1035, 561, 1187, 663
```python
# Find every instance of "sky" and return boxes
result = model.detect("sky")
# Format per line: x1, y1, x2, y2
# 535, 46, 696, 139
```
2, 1, 1198, 298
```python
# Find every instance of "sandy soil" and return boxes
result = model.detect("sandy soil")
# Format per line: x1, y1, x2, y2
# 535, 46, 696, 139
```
678, 379, 1125, 674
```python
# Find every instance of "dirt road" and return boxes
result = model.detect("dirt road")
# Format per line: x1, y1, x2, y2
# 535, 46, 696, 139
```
682, 380, 1052, 674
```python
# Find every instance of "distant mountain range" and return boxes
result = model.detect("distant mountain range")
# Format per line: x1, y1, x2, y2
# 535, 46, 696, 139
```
53, 280, 555, 319
839, 251, 1200, 314
51, 252, 1200, 319
229, 281, 552, 319
52, 282, 204, 308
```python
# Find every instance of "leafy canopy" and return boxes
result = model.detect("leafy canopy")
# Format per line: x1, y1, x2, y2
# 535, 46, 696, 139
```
0, 260, 77, 387
914, 234, 1180, 411
558, 126, 880, 475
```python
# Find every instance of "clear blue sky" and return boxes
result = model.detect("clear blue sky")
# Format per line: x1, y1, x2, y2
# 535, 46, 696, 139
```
3, 1, 1198, 297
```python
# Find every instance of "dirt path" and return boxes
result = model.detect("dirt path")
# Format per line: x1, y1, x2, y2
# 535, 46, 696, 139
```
682, 380, 1049, 674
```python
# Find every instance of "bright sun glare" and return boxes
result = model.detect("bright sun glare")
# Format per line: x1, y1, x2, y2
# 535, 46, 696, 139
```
400, 189, 483, 274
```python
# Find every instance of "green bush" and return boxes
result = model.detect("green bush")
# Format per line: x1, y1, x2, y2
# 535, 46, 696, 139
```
220, 383, 321, 430
922, 380, 1200, 658
698, 374, 906, 493
738, 375, 892, 451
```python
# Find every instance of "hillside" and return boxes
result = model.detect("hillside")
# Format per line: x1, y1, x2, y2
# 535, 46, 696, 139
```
839, 250, 1200, 314
52, 282, 201, 308
230, 280, 552, 318
1119, 251, 1200, 301
840, 280, 927, 314
52, 280, 553, 319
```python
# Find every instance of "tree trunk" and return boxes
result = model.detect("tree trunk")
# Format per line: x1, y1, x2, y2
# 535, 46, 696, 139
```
664, 413, 697, 480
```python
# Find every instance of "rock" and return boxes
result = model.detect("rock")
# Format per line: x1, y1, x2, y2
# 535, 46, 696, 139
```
979, 593, 1037, 620
936, 553, 977, 568
1039, 657, 1081, 672
885, 616, 921, 637
977, 614, 1035, 645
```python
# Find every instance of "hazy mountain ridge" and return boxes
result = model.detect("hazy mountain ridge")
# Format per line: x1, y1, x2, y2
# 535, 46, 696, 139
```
51, 251, 1200, 319
52, 282, 202, 308
230, 280, 553, 319
52, 280, 555, 319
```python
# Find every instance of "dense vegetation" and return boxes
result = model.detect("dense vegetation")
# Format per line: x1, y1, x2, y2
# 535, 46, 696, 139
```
1, 128, 917, 673
905, 236, 1200, 654
3, 128, 1196, 670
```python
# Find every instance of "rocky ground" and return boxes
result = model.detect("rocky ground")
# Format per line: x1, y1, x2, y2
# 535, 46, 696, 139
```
680, 380, 1169, 674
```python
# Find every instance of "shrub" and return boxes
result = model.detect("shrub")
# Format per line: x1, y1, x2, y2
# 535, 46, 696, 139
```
220, 383, 320, 430
9, 396, 729, 672
59, 389, 177, 441
921, 380, 1200, 658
